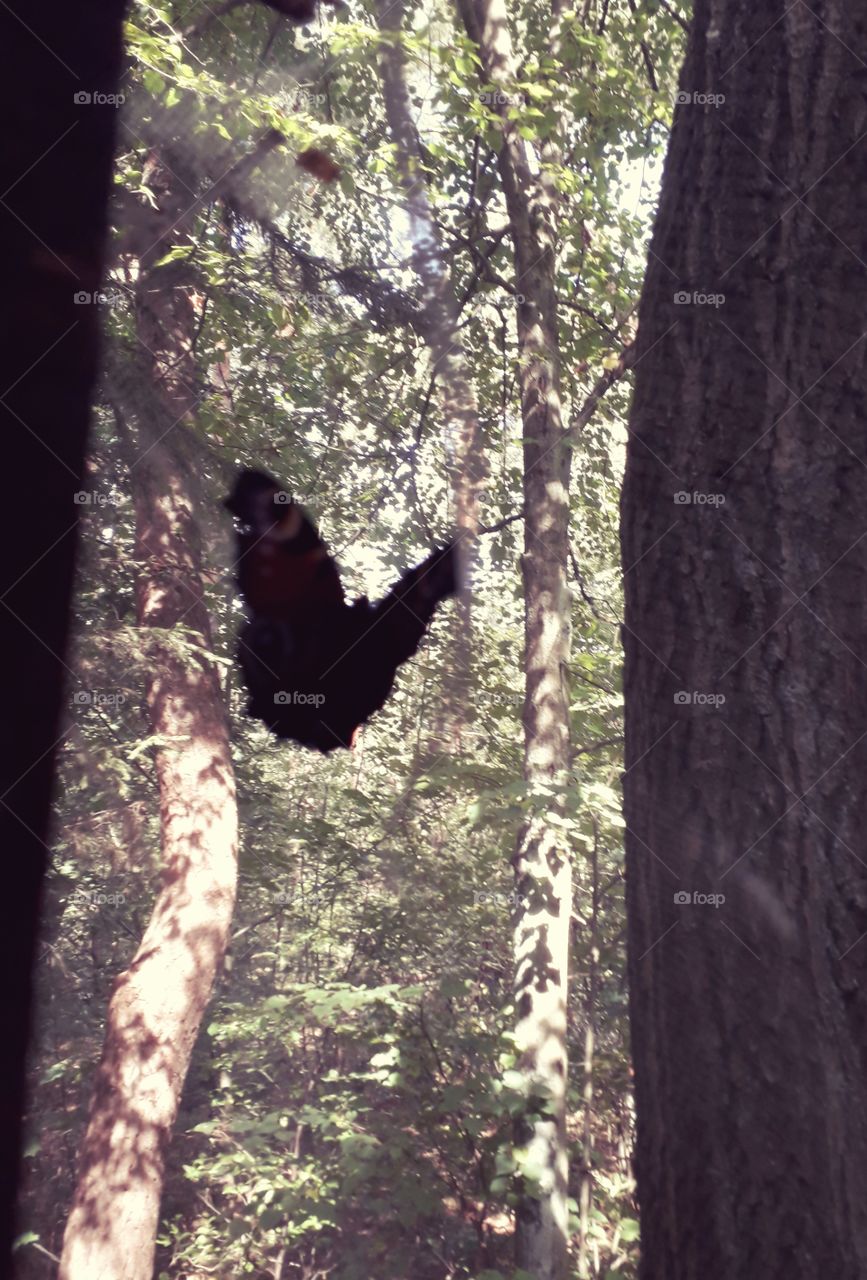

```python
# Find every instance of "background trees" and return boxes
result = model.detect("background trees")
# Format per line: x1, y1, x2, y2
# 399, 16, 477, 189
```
14, 0, 684, 1277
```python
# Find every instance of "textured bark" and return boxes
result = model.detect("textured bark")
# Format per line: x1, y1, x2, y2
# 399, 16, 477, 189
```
0, 4, 125, 1271
59, 155, 238, 1280
457, 1, 572, 1275
377, 0, 486, 745
621, 3, 867, 1278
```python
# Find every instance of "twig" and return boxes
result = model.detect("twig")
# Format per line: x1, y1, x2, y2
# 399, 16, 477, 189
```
479, 510, 524, 535
626, 0, 658, 92
566, 341, 636, 440
184, 0, 250, 39
657, 0, 690, 33
572, 735, 622, 756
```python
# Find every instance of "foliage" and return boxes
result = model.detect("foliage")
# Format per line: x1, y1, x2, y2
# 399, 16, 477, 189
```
17, 0, 687, 1276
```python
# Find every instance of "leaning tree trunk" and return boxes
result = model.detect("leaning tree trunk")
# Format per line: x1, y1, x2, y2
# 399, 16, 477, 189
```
621, 3, 867, 1278
457, 2, 572, 1275
59, 152, 239, 1280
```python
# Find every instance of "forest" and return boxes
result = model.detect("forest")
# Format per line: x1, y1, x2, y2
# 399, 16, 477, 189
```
3, 1, 866, 1279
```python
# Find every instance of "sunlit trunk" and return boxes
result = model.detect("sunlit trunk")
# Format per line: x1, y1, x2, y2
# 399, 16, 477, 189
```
59, 153, 238, 1280
377, 0, 486, 749
457, 1, 572, 1274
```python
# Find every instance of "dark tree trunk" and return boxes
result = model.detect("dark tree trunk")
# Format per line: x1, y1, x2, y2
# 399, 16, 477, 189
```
0, 3, 125, 1270
621, 4, 867, 1278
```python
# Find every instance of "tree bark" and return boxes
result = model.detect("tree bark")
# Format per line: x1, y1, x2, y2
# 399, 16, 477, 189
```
59, 153, 239, 1280
621, 3, 867, 1277
577, 822, 599, 1279
376, 0, 486, 747
457, 2, 572, 1275
0, 4, 126, 1271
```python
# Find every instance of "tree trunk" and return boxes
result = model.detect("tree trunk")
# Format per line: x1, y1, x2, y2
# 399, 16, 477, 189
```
59, 153, 239, 1280
457, 2, 572, 1275
0, 6, 125, 1268
376, 0, 486, 747
577, 823, 599, 1279
621, 3, 867, 1277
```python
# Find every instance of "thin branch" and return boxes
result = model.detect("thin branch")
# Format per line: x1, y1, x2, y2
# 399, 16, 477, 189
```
657, 0, 690, 34
183, 0, 250, 38
626, 0, 658, 92
568, 545, 602, 618
567, 341, 636, 439
572, 734, 622, 756
268, 229, 425, 334
479, 510, 524, 535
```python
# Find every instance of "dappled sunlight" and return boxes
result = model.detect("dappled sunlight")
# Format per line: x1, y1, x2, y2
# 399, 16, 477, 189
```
16, 0, 683, 1277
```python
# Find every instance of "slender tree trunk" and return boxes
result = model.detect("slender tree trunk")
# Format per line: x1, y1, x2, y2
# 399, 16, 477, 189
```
457, 2, 572, 1275
376, 0, 486, 745
59, 154, 239, 1280
621, 3, 867, 1277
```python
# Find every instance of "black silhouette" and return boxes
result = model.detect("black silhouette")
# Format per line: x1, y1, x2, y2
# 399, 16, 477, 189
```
224, 469, 457, 751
